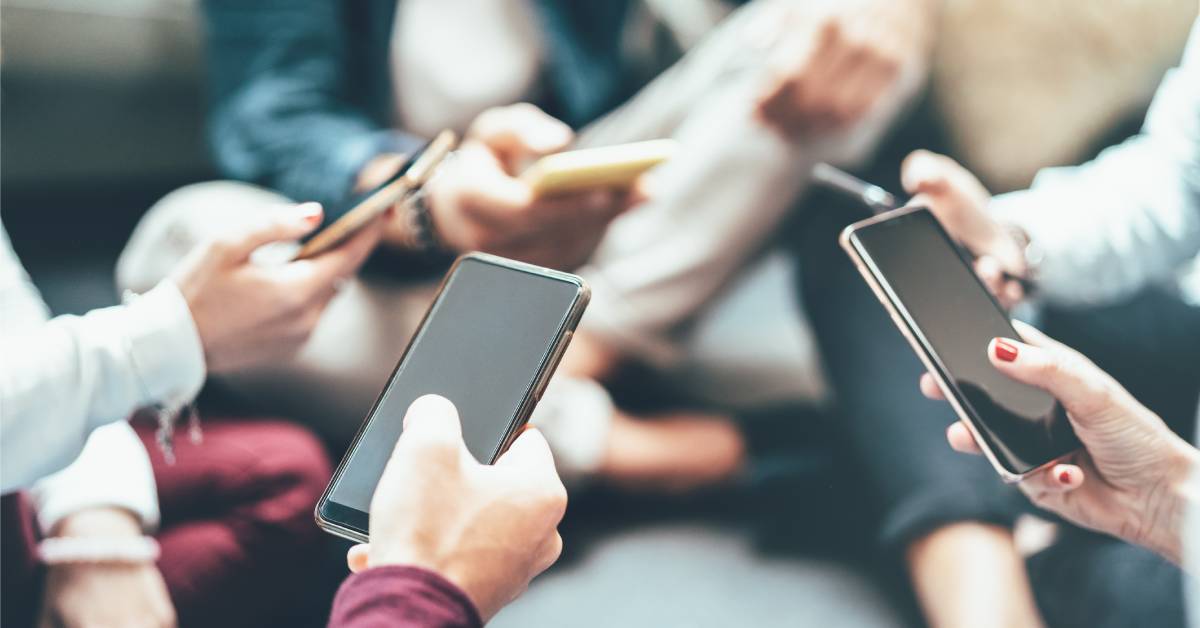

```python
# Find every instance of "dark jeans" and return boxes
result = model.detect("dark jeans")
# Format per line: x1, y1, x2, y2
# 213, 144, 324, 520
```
792, 197, 1200, 627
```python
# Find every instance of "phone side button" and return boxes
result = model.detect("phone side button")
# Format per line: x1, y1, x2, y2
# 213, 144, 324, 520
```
534, 332, 573, 401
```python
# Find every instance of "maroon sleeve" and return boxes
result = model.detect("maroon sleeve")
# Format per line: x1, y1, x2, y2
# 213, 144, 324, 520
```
328, 565, 483, 628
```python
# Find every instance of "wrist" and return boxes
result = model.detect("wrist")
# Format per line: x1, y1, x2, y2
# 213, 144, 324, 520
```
1137, 437, 1199, 564
53, 507, 142, 539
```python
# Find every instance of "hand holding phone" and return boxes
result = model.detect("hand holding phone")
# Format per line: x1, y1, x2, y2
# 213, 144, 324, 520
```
925, 322, 1197, 563
317, 253, 588, 542
841, 207, 1079, 480
344, 394, 566, 622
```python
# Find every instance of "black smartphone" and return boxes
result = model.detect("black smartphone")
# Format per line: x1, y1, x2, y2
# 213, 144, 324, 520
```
840, 206, 1079, 481
315, 253, 590, 542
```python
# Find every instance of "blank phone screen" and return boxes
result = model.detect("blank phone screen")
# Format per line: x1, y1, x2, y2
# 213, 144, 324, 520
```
327, 256, 582, 514
849, 209, 1078, 475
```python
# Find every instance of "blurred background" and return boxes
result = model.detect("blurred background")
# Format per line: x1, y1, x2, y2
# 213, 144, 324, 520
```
2, 1, 1196, 626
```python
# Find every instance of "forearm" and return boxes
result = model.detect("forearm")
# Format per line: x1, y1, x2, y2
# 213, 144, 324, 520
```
0, 281, 204, 491
328, 566, 482, 628
1138, 437, 1200, 567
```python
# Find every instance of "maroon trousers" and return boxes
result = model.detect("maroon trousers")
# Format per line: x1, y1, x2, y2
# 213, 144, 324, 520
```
2, 417, 333, 628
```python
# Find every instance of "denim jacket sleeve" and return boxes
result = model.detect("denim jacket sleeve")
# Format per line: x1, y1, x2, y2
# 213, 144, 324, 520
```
201, 0, 424, 215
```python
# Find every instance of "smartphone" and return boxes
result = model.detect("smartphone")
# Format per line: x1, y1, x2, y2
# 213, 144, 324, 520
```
521, 139, 677, 197
840, 206, 1079, 482
293, 130, 457, 260
315, 253, 589, 542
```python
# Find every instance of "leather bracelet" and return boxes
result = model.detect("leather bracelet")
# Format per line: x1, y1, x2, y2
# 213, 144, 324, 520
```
39, 536, 161, 565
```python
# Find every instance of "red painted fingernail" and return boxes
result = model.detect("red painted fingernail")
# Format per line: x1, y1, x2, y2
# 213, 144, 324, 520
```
994, 338, 1019, 362
1058, 470, 1071, 484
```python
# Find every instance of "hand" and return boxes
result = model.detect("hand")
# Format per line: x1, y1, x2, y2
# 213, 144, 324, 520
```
39, 508, 175, 628
345, 395, 567, 621
171, 203, 384, 373
922, 321, 1199, 563
901, 149, 1029, 308
422, 103, 636, 270
755, 0, 935, 137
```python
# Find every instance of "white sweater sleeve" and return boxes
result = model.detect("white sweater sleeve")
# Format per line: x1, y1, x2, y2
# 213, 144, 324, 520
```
990, 20, 1200, 306
0, 224, 206, 493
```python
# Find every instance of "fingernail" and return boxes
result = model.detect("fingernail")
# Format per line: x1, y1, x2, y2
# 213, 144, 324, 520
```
993, 338, 1019, 362
531, 125, 572, 151
295, 202, 323, 225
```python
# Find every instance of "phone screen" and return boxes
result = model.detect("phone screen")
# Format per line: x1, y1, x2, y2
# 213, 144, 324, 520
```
322, 256, 585, 530
847, 209, 1079, 476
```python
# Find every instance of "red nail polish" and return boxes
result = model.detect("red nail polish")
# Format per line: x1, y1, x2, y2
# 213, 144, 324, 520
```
994, 339, 1019, 362
1058, 470, 1071, 484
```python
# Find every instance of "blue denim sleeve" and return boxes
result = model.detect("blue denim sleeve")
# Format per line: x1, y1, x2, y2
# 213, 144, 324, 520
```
201, 0, 424, 218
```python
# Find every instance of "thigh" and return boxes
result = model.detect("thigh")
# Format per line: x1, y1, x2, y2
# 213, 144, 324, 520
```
797, 201, 1027, 549
1028, 529, 1186, 628
134, 417, 334, 628
1043, 291, 1200, 438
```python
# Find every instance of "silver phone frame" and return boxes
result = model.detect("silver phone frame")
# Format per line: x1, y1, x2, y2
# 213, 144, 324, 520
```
314, 252, 590, 543
839, 205, 1066, 484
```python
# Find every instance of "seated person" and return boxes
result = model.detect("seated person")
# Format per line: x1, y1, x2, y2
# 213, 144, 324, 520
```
115, 2, 1064, 626
116, 0, 932, 460
826, 15, 1195, 627
1, 207, 380, 627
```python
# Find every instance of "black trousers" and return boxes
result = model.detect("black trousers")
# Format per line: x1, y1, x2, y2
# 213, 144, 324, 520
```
792, 197, 1200, 628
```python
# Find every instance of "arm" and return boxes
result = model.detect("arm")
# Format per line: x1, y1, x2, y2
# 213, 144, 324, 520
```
201, 0, 424, 213
0, 280, 205, 493
989, 22, 1200, 305
329, 566, 482, 628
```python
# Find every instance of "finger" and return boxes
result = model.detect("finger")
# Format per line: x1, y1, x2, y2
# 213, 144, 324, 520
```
494, 425, 559, 475
1002, 279, 1026, 308
217, 203, 324, 263
346, 544, 371, 573
292, 214, 385, 302
535, 531, 564, 573
397, 394, 465, 452
1020, 463, 1086, 496
470, 103, 573, 159
946, 421, 983, 455
919, 373, 945, 400
1010, 320, 1060, 349
985, 335, 1116, 417
974, 256, 1006, 299
900, 149, 956, 196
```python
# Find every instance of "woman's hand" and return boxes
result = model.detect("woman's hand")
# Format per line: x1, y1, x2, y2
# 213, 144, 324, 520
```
421, 103, 637, 270
345, 395, 566, 622
922, 322, 1199, 563
171, 203, 384, 373
39, 508, 176, 628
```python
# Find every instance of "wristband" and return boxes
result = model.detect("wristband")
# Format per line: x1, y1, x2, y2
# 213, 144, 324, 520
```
39, 535, 161, 565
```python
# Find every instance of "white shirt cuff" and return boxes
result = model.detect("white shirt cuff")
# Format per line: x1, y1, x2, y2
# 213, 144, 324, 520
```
121, 280, 207, 409
30, 422, 160, 534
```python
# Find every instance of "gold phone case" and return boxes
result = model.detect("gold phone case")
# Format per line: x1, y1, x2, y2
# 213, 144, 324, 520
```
521, 139, 677, 196
294, 130, 457, 260
314, 252, 590, 543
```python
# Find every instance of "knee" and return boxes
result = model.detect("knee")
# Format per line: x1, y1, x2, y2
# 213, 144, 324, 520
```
237, 421, 333, 537
116, 181, 290, 292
